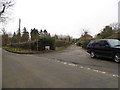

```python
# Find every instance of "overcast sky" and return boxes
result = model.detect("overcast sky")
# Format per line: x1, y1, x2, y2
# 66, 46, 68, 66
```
4, 0, 120, 38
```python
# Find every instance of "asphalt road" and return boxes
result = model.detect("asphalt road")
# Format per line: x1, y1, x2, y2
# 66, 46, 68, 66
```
3, 45, 118, 88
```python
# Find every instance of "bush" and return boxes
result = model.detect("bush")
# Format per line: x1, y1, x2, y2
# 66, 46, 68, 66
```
8, 36, 55, 51
55, 40, 71, 47
37, 36, 55, 50
77, 39, 93, 49
76, 41, 82, 46
7, 37, 71, 51
81, 39, 91, 49
9, 41, 33, 50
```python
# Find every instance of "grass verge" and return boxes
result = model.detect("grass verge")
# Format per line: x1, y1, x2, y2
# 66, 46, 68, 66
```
3, 46, 70, 54
3, 47, 53, 54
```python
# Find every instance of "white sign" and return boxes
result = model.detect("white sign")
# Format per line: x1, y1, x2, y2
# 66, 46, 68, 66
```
45, 46, 50, 50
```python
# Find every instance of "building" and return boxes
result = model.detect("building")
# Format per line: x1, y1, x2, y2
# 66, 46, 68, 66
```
80, 32, 93, 40
54, 35, 72, 41
118, 1, 120, 23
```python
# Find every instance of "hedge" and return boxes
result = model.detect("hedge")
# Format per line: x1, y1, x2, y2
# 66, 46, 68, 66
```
7, 37, 71, 51
77, 39, 93, 49
8, 36, 55, 51
55, 40, 71, 47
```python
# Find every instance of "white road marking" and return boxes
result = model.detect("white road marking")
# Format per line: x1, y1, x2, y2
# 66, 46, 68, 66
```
113, 75, 119, 77
80, 66, 84, 68
93, 70, 99, 72
87, 68, 91, 70
101, 72, 106, 74
63, 62, 67, 65
68, 63, 76, 66
26, 55, 119, 78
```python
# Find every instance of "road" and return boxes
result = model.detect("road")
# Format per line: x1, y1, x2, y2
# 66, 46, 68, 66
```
3, 45, 118, 88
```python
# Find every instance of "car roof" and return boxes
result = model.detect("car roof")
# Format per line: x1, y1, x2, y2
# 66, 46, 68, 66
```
92, 39, 118, 41
90, 39, 119, 43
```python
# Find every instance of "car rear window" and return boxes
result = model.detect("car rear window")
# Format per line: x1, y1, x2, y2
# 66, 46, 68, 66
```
107, 39, 120, 46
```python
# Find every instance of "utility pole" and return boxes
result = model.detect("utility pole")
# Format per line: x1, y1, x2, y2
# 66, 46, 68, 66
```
19, 18, 21, 30
18, 18, 21, 50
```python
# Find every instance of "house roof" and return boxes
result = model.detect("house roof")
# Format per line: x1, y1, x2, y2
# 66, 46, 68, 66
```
80, 34, 93, 39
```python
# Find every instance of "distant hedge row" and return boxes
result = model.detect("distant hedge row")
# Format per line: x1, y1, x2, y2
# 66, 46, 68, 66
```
7, 37, 71, 51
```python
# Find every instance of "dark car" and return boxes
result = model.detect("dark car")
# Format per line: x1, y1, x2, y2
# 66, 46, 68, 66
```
87, 39, 120, 63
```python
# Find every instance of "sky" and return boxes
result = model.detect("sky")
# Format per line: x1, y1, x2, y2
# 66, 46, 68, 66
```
3, 0, 120, 38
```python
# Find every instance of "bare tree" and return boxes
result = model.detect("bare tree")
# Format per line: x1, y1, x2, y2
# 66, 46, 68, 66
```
1, 28, 9, 46
110, 23, 120, 30
81, 29, 89, 35
1, 28, 6, 35
80, 29, 89, 37
0, 0, 14, 22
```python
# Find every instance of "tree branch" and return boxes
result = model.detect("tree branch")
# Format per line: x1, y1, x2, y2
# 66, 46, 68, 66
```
0, 4, 6, 17
0, 1, 14, 17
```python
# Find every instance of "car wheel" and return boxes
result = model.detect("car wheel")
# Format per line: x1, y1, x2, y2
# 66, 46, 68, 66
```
90, 51, 96, 58
114, 53, 120, 63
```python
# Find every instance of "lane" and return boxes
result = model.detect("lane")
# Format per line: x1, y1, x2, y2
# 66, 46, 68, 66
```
35, 45, 118, 75
3, 49, 118, 88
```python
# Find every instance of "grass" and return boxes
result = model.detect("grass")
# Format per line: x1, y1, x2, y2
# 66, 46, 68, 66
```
3, 47, 50, 54
3, 46, 69, 54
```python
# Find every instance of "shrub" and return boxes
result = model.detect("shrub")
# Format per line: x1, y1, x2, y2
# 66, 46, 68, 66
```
55, 40, 71, 47
76, 41, 82, 46
37, 36, 55, 50
81, 39, 91, 49
7, 37, 71, 51
9, 41, 33, 50
8, 36, 55, 51
77, 39, 94, 49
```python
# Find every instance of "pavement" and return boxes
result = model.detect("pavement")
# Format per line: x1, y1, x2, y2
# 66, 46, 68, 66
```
2, 45, 119, 88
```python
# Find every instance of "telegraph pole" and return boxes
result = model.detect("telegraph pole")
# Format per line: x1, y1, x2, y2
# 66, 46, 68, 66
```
18, 18, 21, 50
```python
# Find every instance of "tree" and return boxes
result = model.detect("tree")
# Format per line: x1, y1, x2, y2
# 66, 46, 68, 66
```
40, 29, 42, 33
81, 29, 89, 36
39, 29, 44, 36
43, 29, 48, 36
16, 28, 21, 43
30, 28, 39, 41
66, 35, 72, 41
96, 26, 113, 39
110, 23, 120, 30
109, 23, 120, 40
21, 27, 29, 42
54, 34, 58, 39
1, 28, 6, 35
0, 0, 15, 45
48, 33, 51, 37
1, 28, 8, 46
11, 32, 17, 43
0, 0, 14, 22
